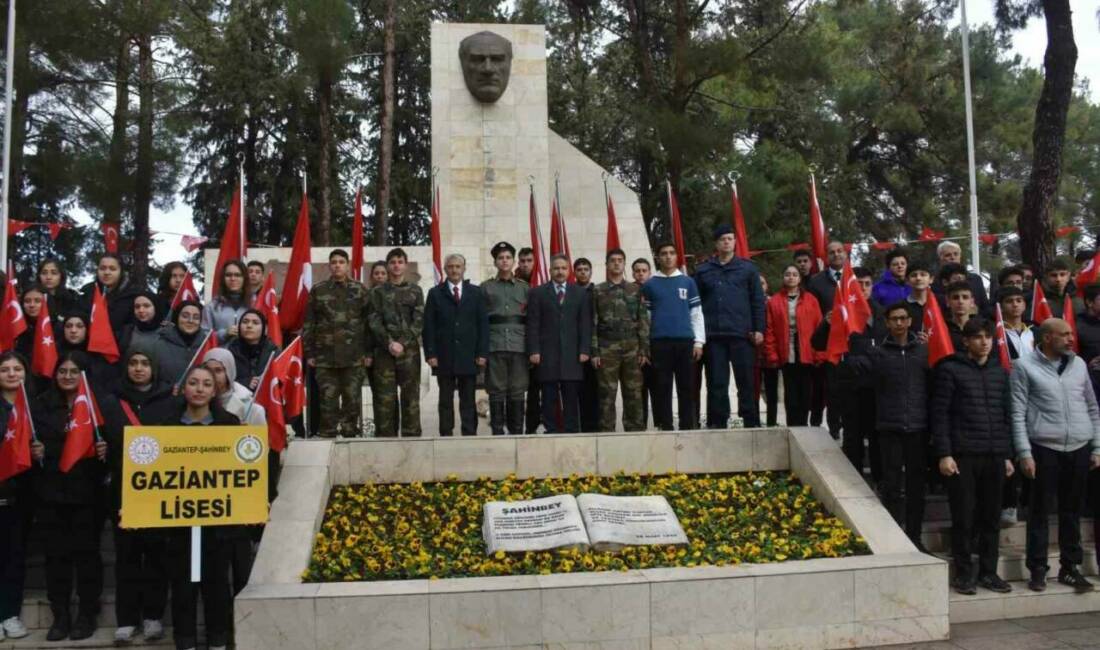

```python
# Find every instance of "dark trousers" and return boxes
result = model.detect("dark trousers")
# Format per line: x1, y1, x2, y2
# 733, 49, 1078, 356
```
878, 430, 928, 541
0, 504, 27, 620
704, 336, 759, 428
38, 503, 102, 618
810, 364, 826, 427
169, 530, 232, 650
760, 366, 779, 427
1027, 444, 1090, 572
640, 364, 656, 429
526, 366, 541, 434
842, 389, 881, 482
947, 455, 1006, 579
541, 381, 581, 433
114, 526, 168, 627
780, 363, 813, 426
438, 374, 477, 436
651, 338, 696, 431
580, 363, 599, 432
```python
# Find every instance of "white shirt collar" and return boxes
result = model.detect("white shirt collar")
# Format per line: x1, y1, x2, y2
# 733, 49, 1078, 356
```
654, 269, 684, 278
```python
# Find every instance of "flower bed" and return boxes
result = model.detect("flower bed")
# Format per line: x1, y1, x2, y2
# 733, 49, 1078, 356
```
304, 471, 869, 582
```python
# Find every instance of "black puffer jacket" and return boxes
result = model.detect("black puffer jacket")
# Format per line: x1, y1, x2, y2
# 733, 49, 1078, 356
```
930, 352, 1013, 458
811, 300, 887, 393
851, 332, 930, 434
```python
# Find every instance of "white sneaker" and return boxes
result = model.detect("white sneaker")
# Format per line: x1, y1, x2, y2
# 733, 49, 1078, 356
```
115, 625, 138, 644
210, 646, 227, 650
142, 619, 165, 641
1000, 507, 1018, 527
1, 616, 28, 639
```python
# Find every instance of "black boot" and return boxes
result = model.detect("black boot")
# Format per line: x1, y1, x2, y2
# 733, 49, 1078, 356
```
507, 399, 525, 435
69, 613, 96, 641
489, 401, 506, 436
46, 608, 70, 642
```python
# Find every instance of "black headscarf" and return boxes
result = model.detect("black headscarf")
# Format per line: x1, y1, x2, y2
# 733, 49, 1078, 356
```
131, 289, 163, 333
58, 313, 89, 354
171, 300, 203, 347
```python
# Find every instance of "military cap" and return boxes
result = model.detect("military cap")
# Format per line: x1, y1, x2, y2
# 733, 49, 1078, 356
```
491, 241, 516, 259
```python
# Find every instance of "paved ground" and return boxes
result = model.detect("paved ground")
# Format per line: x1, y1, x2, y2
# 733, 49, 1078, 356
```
866, 612, 1100, 649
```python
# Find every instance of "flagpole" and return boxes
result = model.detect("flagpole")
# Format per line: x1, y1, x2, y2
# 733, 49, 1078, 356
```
81, 372, 102, 443
0, 0, 16, 271
238, 154, 247, 262
960, 0, 981, 275
175, 330, 215, 388
243, 353, 276, 423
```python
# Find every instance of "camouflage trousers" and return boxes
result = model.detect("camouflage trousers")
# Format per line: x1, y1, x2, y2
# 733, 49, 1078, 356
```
315, 365, 366, 437
597, 341, 644, 432
372, 346, 422, 437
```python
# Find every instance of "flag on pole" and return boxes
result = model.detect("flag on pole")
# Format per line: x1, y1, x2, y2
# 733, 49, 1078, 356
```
923, 295, 955, 367
252, 356, 287, 453
666, 180, 687, 273
0, 271, 26, 352
255, 272, 283, 347
1064, 294, 1079, 353
48, 222, 68, 241
1077, 249, 1100, 297
351, 187, 365, 283
824, 262, 872, 362
60, 374, 102, 473
175, 330, 219, 388
31, 297, 57, 378
272, 336, 305, 418
180, 234, 208, 252
604, 181, 621, 253
528, 186, 550, 287
732, 183, 751, 259
279, 191, 312, 332
809, 174, 827, 273
212, 185, 247, 297
169, 272, 201, 312
1030, 282, 1053, 326
87, 285, 120, 363
7, 220, 33, 236
549, 188, 575, 283
0, 384, 34, 481
430, 183, 442, 284
101, 223, 120, 254
994, 304, 1013, 371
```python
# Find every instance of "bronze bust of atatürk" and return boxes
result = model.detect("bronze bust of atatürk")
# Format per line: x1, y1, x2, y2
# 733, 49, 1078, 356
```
458, 31, 513, 103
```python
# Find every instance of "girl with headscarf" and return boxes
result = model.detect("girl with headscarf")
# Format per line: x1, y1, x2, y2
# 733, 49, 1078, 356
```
201, 260, 249, 341
57, 313, 119, 388
118, 290, 164, 354
15, 285, 49, 394
223, 310, 279, 392
155, 301, 210, 386
36, 259, 77, 327
77, 254, 138, 337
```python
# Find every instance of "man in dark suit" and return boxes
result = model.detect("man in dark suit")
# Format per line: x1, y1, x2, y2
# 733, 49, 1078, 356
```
527, 254, 592, 433
807, 240, 847, 437
423, 253, 489, 436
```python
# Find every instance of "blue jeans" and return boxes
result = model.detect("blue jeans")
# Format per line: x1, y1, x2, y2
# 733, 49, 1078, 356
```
704, 336, 760, 428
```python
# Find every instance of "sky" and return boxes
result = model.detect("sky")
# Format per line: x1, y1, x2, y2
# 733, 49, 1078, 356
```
73, 1, 1100, 269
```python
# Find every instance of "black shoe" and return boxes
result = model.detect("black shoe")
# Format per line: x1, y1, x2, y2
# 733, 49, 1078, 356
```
45, 613, 70, 642
978, 574, 1013, 593
1058, 567, 1095, 593
1028, 569, 1047, 592
69, 615, 96, 641
952, 576, 977, 595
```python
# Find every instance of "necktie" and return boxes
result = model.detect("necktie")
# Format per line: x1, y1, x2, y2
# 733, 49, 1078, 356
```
453, 285, 460, 303
557, 286, 565, 305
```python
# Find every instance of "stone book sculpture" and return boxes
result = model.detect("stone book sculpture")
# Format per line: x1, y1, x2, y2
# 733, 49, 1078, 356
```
483, 494, 688, 554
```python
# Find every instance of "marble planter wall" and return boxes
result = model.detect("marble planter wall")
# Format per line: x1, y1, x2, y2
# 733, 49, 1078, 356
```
237, 428, 949, 649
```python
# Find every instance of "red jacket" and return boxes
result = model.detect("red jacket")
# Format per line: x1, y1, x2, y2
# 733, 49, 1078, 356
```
764, 289, 824, 367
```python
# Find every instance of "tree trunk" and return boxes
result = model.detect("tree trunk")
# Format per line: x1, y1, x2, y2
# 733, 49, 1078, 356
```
374, 0, 396, 246
105, 36, 130, 225
1016, 0, 1077, 271
316, 73, 333, 246
132, 29, 154, 286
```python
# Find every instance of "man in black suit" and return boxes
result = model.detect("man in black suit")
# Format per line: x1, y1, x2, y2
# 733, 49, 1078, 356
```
807, 240, 847, 437
423, 253, 489, 436
527, 254, 592, 433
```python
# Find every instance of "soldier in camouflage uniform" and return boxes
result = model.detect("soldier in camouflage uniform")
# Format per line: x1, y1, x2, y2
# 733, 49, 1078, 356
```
482, 241, 530, 435
591, 248, 650, 432
368, 247, 424, 437
303, 249, 371, 438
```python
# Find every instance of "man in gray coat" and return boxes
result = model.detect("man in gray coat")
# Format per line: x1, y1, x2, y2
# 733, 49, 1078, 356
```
527, 254, 592, 433
1011, 318, 1100, 593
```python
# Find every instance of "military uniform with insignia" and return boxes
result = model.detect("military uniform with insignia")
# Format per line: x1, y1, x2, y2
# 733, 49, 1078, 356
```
482, 241, 530, 435
368, 279, 424, 436
303, 277, 371, 437
591, 278, 650, 431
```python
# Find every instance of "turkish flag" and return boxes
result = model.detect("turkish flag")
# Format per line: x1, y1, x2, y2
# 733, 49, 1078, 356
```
212, 185, 247, 297
732, 184, 750, 259
351, 187, 365, 283
605, 191, 621, 253
272, 337, 305, 418
1077, 249, 1100, 298
1064, 295, 1079, 353
59, 374, 101, 473
667, 181, 687, 272
430, 184, 442, 285
0, 385, 34, 481
31, 298, 58, 378
0, 273, 27, 352
872, 241, 896, 251
255, 272, 283, 347
979, 233, 998, 246
809, 175, 828, 272
549, 193, 575, 282
922, 294, 955, 367
918, 226, 945, 242
7, 219, 33, 235
48, 222, 67, 241
101, 223, 120, 254
825, 262, 872, 363
528, 188, 549, 287
1031, 282, 1053, 326
169, 271, 201, 312
87, 285, 120, 363
253, 359, 287, 452
994, 304, 1013, 371
180, 234, 208, 252
279, 192, 312, 332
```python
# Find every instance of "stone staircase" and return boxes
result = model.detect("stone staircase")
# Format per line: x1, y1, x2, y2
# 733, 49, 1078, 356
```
921, 493, 1100, 624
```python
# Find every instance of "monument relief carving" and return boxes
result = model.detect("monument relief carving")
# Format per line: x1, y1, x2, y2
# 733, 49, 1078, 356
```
458, 31, 513, 103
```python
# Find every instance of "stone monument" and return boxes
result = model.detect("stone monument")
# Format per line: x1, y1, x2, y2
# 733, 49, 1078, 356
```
432, 23, 650, 279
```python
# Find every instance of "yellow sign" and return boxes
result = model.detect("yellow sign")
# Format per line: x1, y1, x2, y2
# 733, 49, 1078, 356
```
121, 425, 269, 529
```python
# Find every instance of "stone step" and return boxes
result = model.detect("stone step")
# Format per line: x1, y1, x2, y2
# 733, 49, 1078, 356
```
936, 545, 1100, 582
19, 589, 199, 630
0, 626, 174, 649
922, 518, 1097, 553
22, 557, 117, 591
950, 578, 1100, 623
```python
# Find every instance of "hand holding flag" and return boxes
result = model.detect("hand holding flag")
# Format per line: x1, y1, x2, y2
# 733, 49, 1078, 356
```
60, 373, 104, 473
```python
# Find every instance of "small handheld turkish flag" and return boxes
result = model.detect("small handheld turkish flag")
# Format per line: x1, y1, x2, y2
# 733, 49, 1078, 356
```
32, 298, 58, 377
